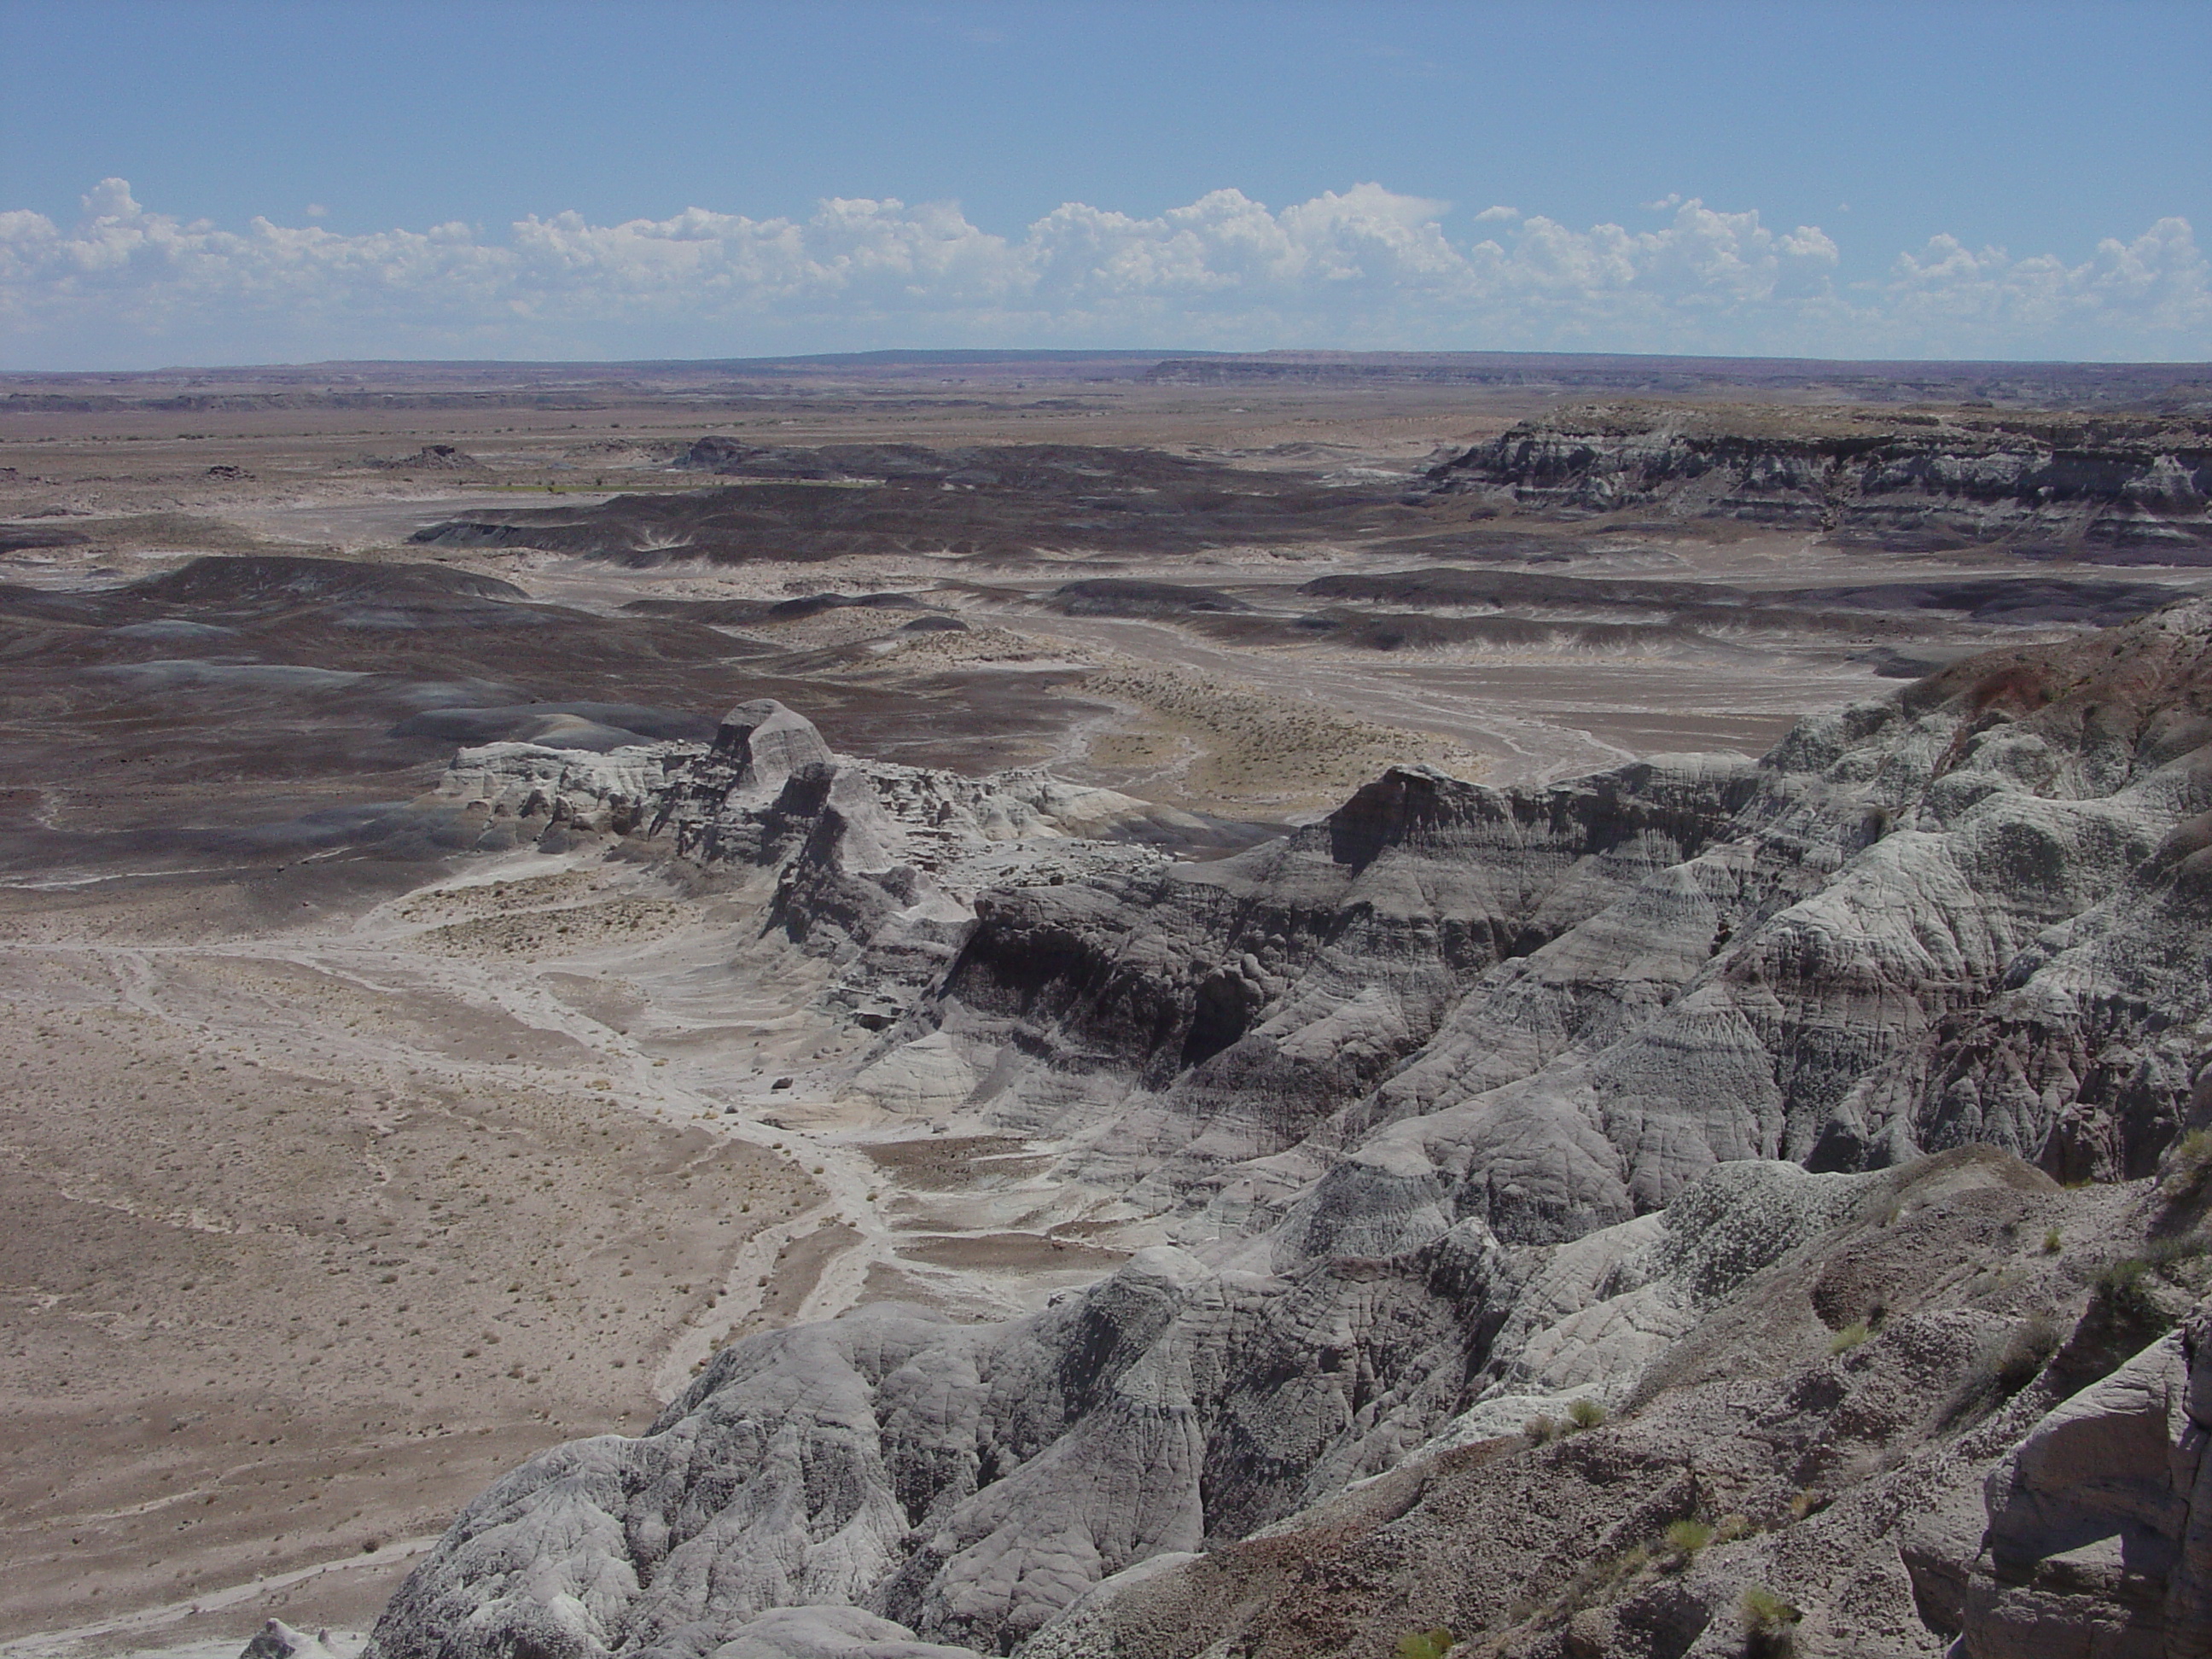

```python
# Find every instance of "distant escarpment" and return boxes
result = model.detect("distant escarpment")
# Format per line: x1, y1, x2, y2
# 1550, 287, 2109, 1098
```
1421, 405, 2212, 558
374, 602, 2212, 1659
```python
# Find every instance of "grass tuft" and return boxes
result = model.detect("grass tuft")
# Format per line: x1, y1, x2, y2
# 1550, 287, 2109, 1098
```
1828, 1320, 1871, 1354
1564, 1397, 1608, 1431
2160, 1127, 2212, 1204
1991, 1312, 2064, 1394
1741, 1586, 1801, 1657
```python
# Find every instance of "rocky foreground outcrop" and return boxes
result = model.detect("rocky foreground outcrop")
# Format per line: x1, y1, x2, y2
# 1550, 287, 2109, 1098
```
370, 603, 2212, 1659
1422, 405, 2212, 557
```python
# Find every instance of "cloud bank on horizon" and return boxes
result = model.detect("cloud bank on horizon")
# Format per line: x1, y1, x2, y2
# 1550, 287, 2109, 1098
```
3, 178, 2208, 370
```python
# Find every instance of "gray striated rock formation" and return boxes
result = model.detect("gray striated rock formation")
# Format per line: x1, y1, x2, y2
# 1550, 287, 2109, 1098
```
904, 600, 2212, 1254
364, 1146, 2212, 1659
1420, 405, 2212, 557
429, 697, 1195, 1024
370, 603, 2212, 1659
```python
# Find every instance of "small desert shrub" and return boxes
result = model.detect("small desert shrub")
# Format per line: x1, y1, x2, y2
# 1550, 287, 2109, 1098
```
1939, 1311, 2068, 1429
2096, 1254, 2166, 1323
2142, 1231, 2209, 1267
1787, 1488, 1825, 1522
1522, 1413, 1558, 1444
1990, 1312, 2064, 1395
1714, 1512, 1751, 1543
2089, 1235, 2209, 1330
1740, 1586, 1801, 1658
1828, 1321, 1871, 1354
1395, 1628, 1453, 1659
2041, 1225, 2064, 1254
2160, 1128, 2212, 1202
1565, 1397, 1608, 1431
1662, 1518, 1714, 1562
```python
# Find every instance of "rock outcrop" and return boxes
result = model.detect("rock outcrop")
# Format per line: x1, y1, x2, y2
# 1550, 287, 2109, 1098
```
1951, 1280, 2212, 1657
370, 602, 2212, 1659
1421, 405, 2212, 557
428, 699, 1198, 1023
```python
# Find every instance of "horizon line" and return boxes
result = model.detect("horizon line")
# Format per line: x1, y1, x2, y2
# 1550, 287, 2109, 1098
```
5, 346, 2210, 380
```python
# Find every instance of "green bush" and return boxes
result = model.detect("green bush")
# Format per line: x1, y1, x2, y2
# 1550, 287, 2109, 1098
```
1565, 1397, 1608, 1431
1828, 1321, 1871, 1354
1395, 1627, 1453, 1659
2041, 1225, 2063, 1254
1741, 1586, 1801, 1657
1662, 1518, 1714, 1560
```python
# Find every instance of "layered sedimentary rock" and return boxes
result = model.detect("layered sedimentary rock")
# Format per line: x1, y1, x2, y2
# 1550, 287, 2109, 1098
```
1422, 405, 2212, 555
430, 697, 1195, 1021
370, 602, 2212, 1659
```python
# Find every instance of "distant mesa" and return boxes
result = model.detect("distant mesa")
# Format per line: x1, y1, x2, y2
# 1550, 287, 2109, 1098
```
1144, 348, 2212, 410
1417, 404, 2212, 559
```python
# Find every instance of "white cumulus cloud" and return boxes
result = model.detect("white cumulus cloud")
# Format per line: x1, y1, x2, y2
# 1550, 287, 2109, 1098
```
0, 179, 2205, 366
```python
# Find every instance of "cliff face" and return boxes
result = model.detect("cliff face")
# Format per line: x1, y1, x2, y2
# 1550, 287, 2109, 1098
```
1421, 406, 2212, 556
368, 605, 2212, 1659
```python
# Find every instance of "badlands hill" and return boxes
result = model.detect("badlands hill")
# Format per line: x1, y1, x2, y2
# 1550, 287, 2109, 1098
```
1421, 405, 2212, 561
361, 599, 2212, 1659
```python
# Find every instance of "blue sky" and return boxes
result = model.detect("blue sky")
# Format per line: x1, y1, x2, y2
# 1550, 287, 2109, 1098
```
3, 0, 2209, 368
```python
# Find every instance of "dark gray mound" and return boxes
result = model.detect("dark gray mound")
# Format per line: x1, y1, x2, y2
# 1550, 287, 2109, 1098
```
624, 591, 929, 625
0, 523, 90, 554
1187, 608, 1709, 654
367, 444, 486, 471
408, 443, 1390, 564
1300, 566, 2188, 626
1045, 579, 1252, 616
1781, 577, 2192, 627
131, 554, 528, 606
